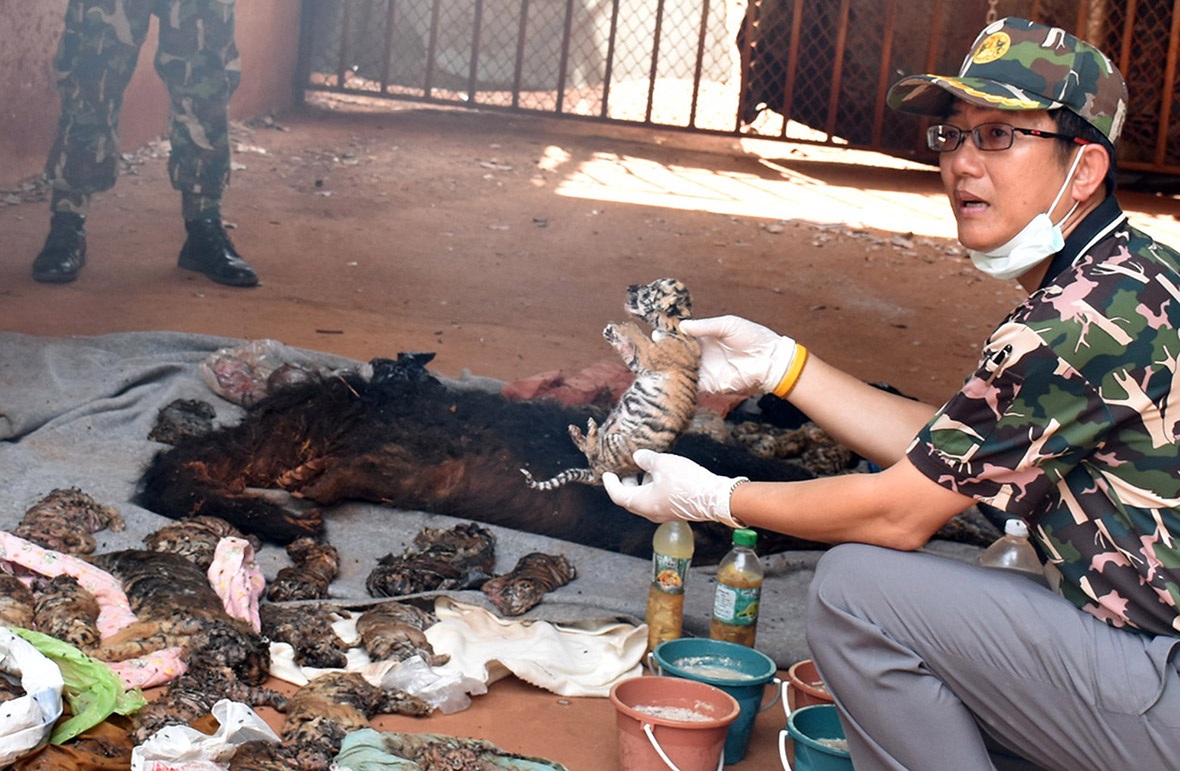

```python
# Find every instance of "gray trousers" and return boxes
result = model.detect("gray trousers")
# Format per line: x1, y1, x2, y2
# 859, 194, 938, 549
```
806, 543, 1180, 771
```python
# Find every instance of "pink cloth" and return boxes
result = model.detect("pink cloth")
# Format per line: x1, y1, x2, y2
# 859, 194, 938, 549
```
207, 537, 266, 633
107, 648, 187, 690
500, 359, 747, 416
500, 360, 631, 405
0, 530, 136, 633
0, 530, 186, 689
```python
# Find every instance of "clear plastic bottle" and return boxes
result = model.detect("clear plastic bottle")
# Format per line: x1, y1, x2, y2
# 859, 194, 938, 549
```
645, 520, 695, 653
978, 519, 1048, 586
709, 528, 763, 647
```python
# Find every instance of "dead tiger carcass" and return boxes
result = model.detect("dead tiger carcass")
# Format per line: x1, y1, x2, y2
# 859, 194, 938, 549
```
481, 552, 576, 616
356, 601, 448, 666
135, 354, 828, 565
278, 672, 431, 770
16, 487, 125, 554
267, 537, 340, 601
259, 602, 350, 669
88, 549, 270, 684
366, 522, 496, 599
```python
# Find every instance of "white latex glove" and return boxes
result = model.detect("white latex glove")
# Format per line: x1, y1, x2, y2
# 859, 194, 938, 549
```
679, 315, 800, 396
603, 449, 747, 528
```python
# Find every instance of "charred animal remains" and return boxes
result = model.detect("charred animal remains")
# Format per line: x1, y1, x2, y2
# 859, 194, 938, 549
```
350, 732, 569, 770
131, 659, 287, 745
367, 522, 496, 599
523, 278, 701, 490
228, 740, 301, 771
136, 352, 829, 564
144, 514, 262, 571
87, 549, 270, 684
32, 574, 101, 651
149, 398, 218, 444
0, 672, 24, 704
279, 672, 431, 769
0, 573, 35, 629
259, 602, 350, 669
481, 552, 576, 616
15, 487, 125, 554
267, 537, 340, 601
356, 601, 448, 665
730, 420, 856, 476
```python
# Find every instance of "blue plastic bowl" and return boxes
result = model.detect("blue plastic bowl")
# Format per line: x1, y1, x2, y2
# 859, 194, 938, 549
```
786, 704, 852, 771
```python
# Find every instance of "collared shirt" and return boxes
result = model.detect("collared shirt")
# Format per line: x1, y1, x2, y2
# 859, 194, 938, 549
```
908, 197, 1180, 637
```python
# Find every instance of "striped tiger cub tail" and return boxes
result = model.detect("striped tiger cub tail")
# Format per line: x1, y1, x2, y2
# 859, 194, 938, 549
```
520, 467, 597, 490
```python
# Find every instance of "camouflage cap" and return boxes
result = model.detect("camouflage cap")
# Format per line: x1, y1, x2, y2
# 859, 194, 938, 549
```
887, 17, 1128, 143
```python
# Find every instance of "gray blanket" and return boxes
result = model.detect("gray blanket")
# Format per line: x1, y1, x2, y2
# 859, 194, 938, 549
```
0, 331, 982, 669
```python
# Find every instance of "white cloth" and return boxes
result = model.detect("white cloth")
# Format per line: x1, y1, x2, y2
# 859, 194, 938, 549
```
425, 597, 646, 697
264, 610, 487, 714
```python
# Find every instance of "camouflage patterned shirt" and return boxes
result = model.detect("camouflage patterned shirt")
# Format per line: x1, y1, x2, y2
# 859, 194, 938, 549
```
908, 197, 1180, 638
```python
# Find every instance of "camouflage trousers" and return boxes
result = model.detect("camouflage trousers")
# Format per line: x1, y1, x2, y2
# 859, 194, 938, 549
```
45, 0, 241, 210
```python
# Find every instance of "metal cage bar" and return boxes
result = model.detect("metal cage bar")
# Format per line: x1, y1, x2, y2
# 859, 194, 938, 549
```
776, 0, 806, 139
646, 0, 668, 124
824, 0, 852, 138
336, 0, 354, 88
511, 0, 530, 108
688, 0, 711, 128
555, 0, 576, 112
299, 0, 1180, 178
1158, 0, 1180, 167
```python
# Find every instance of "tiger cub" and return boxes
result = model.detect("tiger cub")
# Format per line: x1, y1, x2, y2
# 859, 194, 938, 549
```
523, 278, 701, 489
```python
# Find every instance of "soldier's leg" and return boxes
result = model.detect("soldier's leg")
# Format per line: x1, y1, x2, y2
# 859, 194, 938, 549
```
154, 0, 257, 287
35, 0, 155, 283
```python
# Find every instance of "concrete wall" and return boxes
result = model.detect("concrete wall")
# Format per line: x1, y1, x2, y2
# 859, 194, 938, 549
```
0, 0, 303, 188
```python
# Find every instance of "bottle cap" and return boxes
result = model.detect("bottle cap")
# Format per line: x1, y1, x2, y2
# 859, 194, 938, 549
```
1004, 519, 1029, 538
733, 528, 757, 547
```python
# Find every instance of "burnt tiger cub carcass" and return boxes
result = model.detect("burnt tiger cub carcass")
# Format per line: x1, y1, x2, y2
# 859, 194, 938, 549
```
523, 278, 701, 489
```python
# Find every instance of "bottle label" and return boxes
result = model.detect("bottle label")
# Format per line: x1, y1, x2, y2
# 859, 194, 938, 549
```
712, 583, 760, 626
652, 553, 690, 595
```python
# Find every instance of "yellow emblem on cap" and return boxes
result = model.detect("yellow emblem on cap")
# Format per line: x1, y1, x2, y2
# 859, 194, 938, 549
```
973, 31, 1010, 64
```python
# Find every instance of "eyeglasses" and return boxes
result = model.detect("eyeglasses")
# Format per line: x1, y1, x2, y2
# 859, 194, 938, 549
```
926, 122, 1092, 152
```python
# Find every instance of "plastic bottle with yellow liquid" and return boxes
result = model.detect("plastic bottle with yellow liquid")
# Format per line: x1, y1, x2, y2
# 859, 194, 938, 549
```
709, 528, 763, 647
645, 520, 694, 652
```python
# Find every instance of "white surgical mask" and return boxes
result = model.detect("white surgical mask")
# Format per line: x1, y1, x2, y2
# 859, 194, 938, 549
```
967, 148, 1084, 281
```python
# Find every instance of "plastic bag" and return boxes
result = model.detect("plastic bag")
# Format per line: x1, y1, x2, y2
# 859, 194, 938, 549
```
379, 654, 487, 715
131, 699, 279, 771
12, 628, 146, 744
0, 627, 64, 766
199, 339, 325, 406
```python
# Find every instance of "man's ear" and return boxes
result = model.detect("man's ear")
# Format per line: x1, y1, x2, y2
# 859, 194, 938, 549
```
1070, 144, 1110, 201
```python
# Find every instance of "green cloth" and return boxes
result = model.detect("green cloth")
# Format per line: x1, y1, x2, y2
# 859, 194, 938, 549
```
334, 728, 569, 771
12, 628, 147, 744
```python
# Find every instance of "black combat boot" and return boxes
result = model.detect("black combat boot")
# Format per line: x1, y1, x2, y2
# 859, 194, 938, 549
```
178, 218, 260, 287
32, 212, 87, 283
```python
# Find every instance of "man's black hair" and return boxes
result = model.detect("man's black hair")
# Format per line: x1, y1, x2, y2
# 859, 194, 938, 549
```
1052, 108, 1117, 194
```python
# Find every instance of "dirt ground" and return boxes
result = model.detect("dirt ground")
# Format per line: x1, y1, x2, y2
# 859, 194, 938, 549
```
4, 93, 1180, 403
0, 93, 1018, 403
4, 94, 1180, 769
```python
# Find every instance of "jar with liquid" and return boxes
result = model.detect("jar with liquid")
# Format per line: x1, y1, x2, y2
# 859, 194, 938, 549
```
709, 528, 763, 648
645, 520, 695, 652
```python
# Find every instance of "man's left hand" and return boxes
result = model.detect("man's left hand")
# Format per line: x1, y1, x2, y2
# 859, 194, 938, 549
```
603, 449, 745, 527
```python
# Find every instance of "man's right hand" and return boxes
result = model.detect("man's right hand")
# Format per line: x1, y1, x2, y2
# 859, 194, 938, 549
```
679, 315, 800, 395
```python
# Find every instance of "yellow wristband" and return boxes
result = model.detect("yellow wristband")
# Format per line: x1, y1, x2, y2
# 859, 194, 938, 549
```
771, 344, 809, 398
